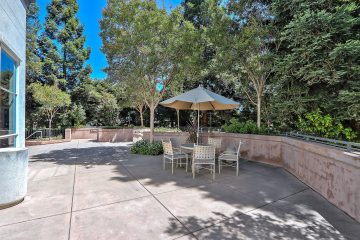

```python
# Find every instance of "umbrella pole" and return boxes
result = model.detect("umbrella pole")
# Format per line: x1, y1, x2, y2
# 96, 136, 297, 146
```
177, 109, 180, 129
197, 104, 200, 144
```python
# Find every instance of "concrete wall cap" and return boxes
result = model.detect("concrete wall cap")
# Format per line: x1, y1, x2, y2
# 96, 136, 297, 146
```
0, 147, 28, 153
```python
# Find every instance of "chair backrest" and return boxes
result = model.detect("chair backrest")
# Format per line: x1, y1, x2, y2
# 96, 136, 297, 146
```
236, 141, 242, 157
162, 141, 173, 155
193, 145, 215, 160
170, 138, 181, 148
208, 137, 222, 149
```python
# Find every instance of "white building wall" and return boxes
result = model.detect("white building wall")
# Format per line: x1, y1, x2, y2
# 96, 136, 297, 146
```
0, 0, 27, 148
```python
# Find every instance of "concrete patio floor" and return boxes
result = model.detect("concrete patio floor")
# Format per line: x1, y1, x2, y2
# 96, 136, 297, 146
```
0, 140, 359, 240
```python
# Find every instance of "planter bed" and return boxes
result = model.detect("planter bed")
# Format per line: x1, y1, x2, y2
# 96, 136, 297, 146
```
26, 139, 70, 147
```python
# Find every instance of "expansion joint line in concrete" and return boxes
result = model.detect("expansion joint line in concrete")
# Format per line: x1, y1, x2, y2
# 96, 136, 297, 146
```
113, 148, 199, 240
67, 140, 80, 240
0, 212, 70, 228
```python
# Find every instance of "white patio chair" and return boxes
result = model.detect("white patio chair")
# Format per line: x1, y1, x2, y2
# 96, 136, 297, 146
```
207, 137, 222, 155
218, 141, 242, 176
192, 145, 216, 179
162, 140, 189, 174
170, 137, 182, 152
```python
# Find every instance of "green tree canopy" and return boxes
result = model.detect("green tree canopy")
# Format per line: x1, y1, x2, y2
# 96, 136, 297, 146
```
270, 0, 360, 130
101, 0, 199, 142
29, 83, 71, 134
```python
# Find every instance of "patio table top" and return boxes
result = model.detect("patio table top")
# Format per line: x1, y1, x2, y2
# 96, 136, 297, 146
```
180, 143, 210, 150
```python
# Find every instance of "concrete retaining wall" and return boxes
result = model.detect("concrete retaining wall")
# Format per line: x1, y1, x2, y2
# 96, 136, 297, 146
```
66, 128, 134, 142
142, 131, 360, 222
97, 129, 133, 142
0, 148, 28, 209
282, 138, 360, 223
25, 139, 71, 147
67, 128, 98, 140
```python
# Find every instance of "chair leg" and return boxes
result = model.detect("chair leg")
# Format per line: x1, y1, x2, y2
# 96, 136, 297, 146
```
185, 156, 188, 172
163, 156, 165, 170
172, 158, 174, 175
192, 163, 195, 179
218, 159, 221, 174
213, 164, 215, 180
236, 160, 239, 176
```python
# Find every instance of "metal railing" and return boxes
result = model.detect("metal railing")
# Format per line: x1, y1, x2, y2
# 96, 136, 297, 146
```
25, 131, 42, 140
283, 132, 360, 152
25, 129, 65, 140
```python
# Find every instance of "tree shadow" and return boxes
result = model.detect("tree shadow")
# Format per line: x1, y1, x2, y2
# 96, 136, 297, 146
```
166, 206, 348, 240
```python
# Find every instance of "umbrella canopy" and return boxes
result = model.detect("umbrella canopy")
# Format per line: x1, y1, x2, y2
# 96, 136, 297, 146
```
160, 86, 240, 143
160, 86, 240, 110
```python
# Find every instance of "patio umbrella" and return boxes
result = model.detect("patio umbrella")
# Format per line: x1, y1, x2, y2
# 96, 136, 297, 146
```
160, 85, 240, 143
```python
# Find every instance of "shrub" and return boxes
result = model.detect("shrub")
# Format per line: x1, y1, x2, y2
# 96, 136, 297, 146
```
297, 109, 357, 141
154, 127, 182, 133
130, 140, 163, 155
222, 118, 269, 135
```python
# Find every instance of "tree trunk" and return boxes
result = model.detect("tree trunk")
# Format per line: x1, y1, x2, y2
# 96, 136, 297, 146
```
257, 95, 261, 129
63, 47, 67, 87
139, 108, 144, 127
48, 117, 52, 140
149, 104, 155, 143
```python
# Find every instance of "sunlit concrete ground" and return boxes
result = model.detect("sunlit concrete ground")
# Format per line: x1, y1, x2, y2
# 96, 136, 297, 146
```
0, 140, 359, 240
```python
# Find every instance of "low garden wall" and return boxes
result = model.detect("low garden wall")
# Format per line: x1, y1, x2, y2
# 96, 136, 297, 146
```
65, 128, 134, 142
25, 139, 70, 147
66, 128, 98, 140
142, 131, 360, 222
97, 129, 133, 142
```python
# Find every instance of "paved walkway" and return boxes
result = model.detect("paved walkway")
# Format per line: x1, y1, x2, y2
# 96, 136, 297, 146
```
0, 140, 359, 240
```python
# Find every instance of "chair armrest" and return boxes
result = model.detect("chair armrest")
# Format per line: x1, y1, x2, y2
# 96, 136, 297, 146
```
220, 151, 237, 155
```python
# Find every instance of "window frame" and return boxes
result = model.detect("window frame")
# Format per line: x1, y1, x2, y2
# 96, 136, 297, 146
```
0, 42, 20, 148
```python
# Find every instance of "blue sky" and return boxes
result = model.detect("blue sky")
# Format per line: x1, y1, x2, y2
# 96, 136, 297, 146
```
37, 0, 182, 80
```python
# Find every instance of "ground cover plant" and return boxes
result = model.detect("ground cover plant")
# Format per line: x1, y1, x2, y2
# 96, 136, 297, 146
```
130, 140, 164, 155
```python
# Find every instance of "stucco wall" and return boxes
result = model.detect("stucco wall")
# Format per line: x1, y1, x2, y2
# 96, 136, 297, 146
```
142, 132, 283, 166
67, 128, 134, 142
0, 0, 28, 208
282, 138, 360, 223
0, 0, 27, 148
69, 128, 99, 140
97, 129, 133, 142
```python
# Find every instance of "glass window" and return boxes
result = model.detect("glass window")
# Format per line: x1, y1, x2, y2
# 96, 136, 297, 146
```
0, 49, 17, 148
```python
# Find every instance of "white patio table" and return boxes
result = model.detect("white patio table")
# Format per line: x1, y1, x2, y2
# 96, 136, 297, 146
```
180, 143, 211, 152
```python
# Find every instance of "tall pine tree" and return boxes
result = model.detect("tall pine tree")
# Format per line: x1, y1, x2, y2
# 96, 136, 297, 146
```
26, 2, 43, 129
38, 32, 64, 86
26, 2, 42, 85
44, 0, 91, 91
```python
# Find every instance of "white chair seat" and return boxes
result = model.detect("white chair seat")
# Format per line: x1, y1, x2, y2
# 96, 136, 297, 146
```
162, 140, 189, 174
219, 141, 242, 176
219, 153, 238, 161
